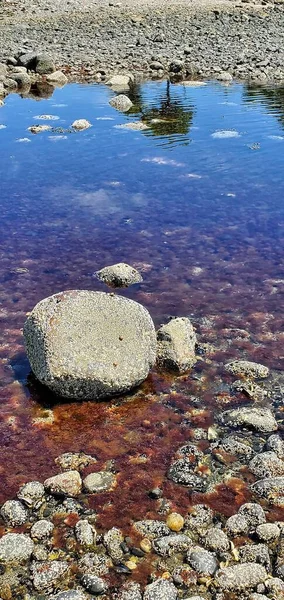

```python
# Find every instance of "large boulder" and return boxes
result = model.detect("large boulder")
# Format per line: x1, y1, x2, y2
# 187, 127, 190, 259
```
24, 290, 156, 399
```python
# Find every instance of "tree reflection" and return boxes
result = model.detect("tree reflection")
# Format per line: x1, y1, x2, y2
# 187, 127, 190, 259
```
244, 84, 284, 128
127, 80, 195, 145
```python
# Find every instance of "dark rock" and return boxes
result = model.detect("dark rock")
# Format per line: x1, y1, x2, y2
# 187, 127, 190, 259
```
81, 574, 108, 595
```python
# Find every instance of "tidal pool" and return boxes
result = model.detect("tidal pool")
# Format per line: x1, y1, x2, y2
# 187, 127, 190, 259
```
0, 80, 283, 540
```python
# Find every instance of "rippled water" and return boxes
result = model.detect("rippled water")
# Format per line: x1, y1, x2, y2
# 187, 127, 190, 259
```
0, 80, 283, 528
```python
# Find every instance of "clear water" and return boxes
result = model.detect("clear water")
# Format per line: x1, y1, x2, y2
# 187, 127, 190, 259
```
0, 80, 283, 529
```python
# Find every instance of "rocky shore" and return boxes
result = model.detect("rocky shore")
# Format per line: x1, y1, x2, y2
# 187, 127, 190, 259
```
0, 0, 284, 83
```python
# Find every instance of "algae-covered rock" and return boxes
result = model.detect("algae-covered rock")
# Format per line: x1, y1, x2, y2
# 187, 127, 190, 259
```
24, 290, 156, 399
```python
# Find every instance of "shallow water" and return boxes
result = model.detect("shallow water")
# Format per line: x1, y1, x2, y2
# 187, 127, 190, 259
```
0, 80, 283, 535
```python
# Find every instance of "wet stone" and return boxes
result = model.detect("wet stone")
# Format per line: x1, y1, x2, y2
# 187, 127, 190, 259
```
266, 434, 284, 459
249, 451, 284, 478
185, 504, 214, 532
95, 263, 143, 288
220, 407, 277, 433
239, 543, 271, 572
134, 520, 170, 539
83, 471, 115, 493
17, 481, 45, 508
44, 471, 82, 497
203, 527, 230, 553
103, 527, 124, 561
238, 503, 266, 529
256, 523, 280, 542
251, 476, 284, 505
72, 119, 92, 130
0, 533, 34, 563
81, 573, 108, 595
215, 435, 254, 462
55, 452, 97, 471
31, 560, 69, 590
265, 577, 284, 594
225, 360, 269, 379
0, 500, 28, 526
114, 581, 143, 600
152, 534, 192, 556
187, 547, 218, 575
166, 512, 184, 532
51, 591, 88, 600
215, 562, 268, 591
109, 94, 133, 111
144, 578, 177, 600
167, 458, 207, 490
249, 595, 270, 600
30, 519, 54, 540
75, 519, 96, 547
226, 514, 250, 537
77, 552, 110, 576
157, 317, 197, 373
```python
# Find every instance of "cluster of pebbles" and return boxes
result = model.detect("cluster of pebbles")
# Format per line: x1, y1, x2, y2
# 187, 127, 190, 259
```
0, 357, 283, 599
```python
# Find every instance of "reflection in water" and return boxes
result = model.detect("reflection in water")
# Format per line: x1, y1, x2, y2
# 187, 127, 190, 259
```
244, 84, 284, 128
0, 80, 283, 533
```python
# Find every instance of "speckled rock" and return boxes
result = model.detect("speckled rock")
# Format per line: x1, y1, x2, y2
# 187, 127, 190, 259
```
31, 560, 69, 590
106, 74, 133, 89
266, 434, 284, 459
44, 470, 82, 497
187, 547, 218, 575
239, 543, 271, 572
109, 94, 133, 111
30, 519, 54, 540
0, 533, 34, 563
103, 527, 124, 561
10, 71, 30, 87
185, 504, 214, 532
1, 500, 28, 526
157, 317, 197, 373
72, 119, 92, 130
226, 514, 250, 537
215, 562, 268, 591
216, 71, 233, 82
265, 577, 284, 595
55, 452, 97, 471
51, 591, 88, 600
238, 503, 266, 529
183, 597, 206, 600
166, 512, 184, 532
256, 523, 280, 542
77, 552, 110, 576
83, 471, 115, 493
144, 579, 177, 600
46, 71, 68, 86
203, 527, 230, 553
167, 458, 207, 491
24, 290, 156, 399
35, 53, 55, 74
134, 520, 170, 539
152, 534, 192, 556
225, 360, 269, 379
249, 595, 270, 600
75, 519, 96, 547
251, 477, 284, 505
81, 573, 108, 594
249, 452, 284, 478
220, 407, 277, 433
214, 435, 254, 462
95, 263, 143, 288
115, 581, 142, 600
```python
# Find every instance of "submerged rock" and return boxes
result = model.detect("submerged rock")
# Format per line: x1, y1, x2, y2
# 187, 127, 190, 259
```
266, 434, 284, 459
152, 534, 191, 556
115, 581, 142, 600
220, 406, 277, 433
96, 262, 143, 288
0, 533, 34, 562
30, 519, 54, 540
28, 124, 52, 134
167, 457, 207, 491
24, 290, 156, 400
238, 503, 266, 529
134, 520, 170, 539
55, 452, 97, 471
75, 519, 96, 547
187, 547, 218, 575
72, 119, 92, 130
106, 74, 133, 89
51, 592, 88, 600
109, 94, 133, 111
17, 480, 45, 508
249, 451, 284, 478
44, 470, 82, 497
157, 317, 197, 373
81, 573, 108, 594
225, 360, 269, 379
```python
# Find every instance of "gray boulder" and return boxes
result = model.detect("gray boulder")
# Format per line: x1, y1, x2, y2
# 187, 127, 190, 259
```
203, 527, 230, 553
106, 74, 133, 90
96, 263, 143, 288
24, 290, 156, 400
256, 523, 280, 542
187, 547, 218, 575
220, 407, 277, 433
103, 527, 124, 562
109, 94, 133, 111
0, 533, 34, 562
157, 317, 197, 373
0, 63, 7, 76
238, 503, 266, 529
144, 579, 177, 600
35, 53, 55, 74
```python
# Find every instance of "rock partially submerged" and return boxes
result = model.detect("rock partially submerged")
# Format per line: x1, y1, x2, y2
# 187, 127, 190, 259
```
106, 74, 133, 90
46, 70, 68, 86
225, 360, 269, 379
24, 290, 156, 399
72, 119, 92, 130
96, 262, 143, 288
109, 94, 133, 111
220, 406, 277, 433
157, 317, 197, 373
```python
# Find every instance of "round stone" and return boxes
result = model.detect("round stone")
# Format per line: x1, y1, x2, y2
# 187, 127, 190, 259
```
1, 500, 28, 526
31, 519, 54, 540
166, 513, 185, 532
0, 533, 34, 563
23, 290, 156, 400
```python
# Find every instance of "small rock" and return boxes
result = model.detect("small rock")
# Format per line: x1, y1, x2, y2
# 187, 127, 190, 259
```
265, 577, 284, 594
75, 519, 96, 547
169, 60, 183, 73
0, 63, 7, 76
216, 71, 233, 82
51, 591, 88, 600
185, 504, 214, 532
28, 124, 52, 134
72, 119, 92, 130
109, 94, 133, 111
31, 519, 54, 540
17, 481, 45, 508
150, 61, 164, 70
220, 407, 277, 433
55, 452, 97, 472
18, 52, 37, 68
167, 458, 207, 491
35, 53, 55, 74
46, 71, 68, 86
103, 527, 124, 561
214, 435, 254, 462
140, 538, 152, 553
3, 78, 18, 91
204, 527, 230, 553
166, 512, 184, 532
215, 562, 267, 591
81, 574, 108, 595
11, 66, 27, 73
144, 579, 177, 600
10, 72, 30, 87
238, 503, 266, 529
239, 543, 271, 571
249, 452, 284, 478
83, 471, 115, 493
106, 74, 133, 89
225, 360, 269, 379
249, 594, 270, 600
187, 547, 218, 575
115, 581, 142, 600
157, 317, 197, 373
251, 477, 284, 505
0, 533, 34, 562
226, 514, 250, 537
44, 471, 82, 497
31, 560, 69, 590
266, 434, 284, 459
153, 534, 191, 556
256, 523, 280, 542
134, 520, 170, 539
1, 500, 28, 526
78, 552, 110, 576
96, 263, 143, 288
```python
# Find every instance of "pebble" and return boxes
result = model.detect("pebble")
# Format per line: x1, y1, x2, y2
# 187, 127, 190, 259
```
134, 519, 170, 539
220, 406, 277, 433
75, 519, 96, 547
81, 574, 108, 594
30, 519, 54, 540
215, 562, 268, 591
203, 526, 230, 553
140, 538, 152, 553
166, 512, 184, 532
225, 360, 269, 379
31, 560, 69, 590
256, 523, 280, 542
153, 534, 192, 556
55, 451, 97, 471
72, 119, 92, 130
17, 481, 45, 508
238, 503, 266, 529
187, 547, 218, 575
144, 578, 177, 600
44, 470, 82, 497
0, 499, 28, 526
